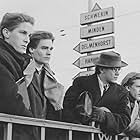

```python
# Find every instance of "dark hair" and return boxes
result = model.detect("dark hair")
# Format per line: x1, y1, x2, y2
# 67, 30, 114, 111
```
124, 76, 140, 87
26, 31, 55, 54
95, 66, 101, 74
0, 12, 35, 38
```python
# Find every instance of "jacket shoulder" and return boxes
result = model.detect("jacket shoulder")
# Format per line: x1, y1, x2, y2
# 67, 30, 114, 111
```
111, 82, 129, 95
73, 74, 95, 84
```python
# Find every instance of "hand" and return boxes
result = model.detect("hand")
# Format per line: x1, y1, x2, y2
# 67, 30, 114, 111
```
91, 106, 106, 123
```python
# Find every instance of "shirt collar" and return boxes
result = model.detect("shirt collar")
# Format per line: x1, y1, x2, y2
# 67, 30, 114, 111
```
97, 75, 109, 95
97, 75, 104, 91
35, 63, 43, 74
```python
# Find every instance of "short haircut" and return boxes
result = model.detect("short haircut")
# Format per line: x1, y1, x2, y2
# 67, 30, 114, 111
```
123, 75, 140, 87
0, 12, 35, 38
26, 31, 55, 54
95, 66, 102, 74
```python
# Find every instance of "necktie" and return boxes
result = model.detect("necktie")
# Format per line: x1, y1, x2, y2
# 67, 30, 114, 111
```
40, 67, 45, 94
34, 69, 41, 86
34, 68, 47, 112
103, 84, 109, 93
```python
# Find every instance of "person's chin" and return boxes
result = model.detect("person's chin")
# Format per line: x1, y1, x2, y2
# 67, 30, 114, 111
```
44, 60, 50, 64
20, 48, 26, 54
137, 97, 140, 101
17, 50, 26, 54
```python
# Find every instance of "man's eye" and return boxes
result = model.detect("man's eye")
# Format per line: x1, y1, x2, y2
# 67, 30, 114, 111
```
20, 31, 26, 34
50, 47, 53, 50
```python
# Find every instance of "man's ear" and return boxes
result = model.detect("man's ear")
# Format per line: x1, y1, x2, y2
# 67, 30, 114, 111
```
29, 48, 34, 54
100, 68, 104, 74
125, 86, 130, 91
2, 28, 10, 39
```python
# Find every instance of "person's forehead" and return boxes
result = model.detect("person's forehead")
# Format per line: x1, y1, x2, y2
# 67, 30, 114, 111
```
133, 78, 140, 83
38, 39, 53, 47
13, 22, 33, 32
131, 79, 140, 86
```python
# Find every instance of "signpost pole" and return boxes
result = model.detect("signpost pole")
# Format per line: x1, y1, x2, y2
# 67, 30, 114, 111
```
88, 0, 96, 129
87, 0, 95, 71
88, 0, 94, 12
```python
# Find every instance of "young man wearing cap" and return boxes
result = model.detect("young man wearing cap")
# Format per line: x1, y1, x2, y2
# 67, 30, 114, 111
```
121, 72, 140, 139
63, 51, 131, 136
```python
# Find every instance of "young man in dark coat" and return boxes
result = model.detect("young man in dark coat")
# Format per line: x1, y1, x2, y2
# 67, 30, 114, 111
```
0, 13, 35, 140
63, 51, 131, 137
121, 72, 140, 139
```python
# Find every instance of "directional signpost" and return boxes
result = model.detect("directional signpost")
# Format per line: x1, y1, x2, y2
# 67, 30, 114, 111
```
74, 36, 114, 54
73, 53, 100, 69
80, 21, 114, 39
73, 3, 115, 79
80, 7, 114, 25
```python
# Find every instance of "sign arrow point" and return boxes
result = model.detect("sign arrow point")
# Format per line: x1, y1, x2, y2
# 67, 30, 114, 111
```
73, 58, 80, 68
73, 43, 80, 53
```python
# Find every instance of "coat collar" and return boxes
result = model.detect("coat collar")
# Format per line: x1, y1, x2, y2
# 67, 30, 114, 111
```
44, 64, 56, 81
0, 38, 31, 71
88, 74, 102, 105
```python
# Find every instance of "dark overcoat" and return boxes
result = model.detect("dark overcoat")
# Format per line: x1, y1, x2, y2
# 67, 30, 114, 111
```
0, 39, 34, 140
63, 74, 131, 136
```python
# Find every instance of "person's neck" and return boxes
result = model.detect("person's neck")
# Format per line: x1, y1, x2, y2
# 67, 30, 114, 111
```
98, 74, 108, 85
35, 61, 43, 71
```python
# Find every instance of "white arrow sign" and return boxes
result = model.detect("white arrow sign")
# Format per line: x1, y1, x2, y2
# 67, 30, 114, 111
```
80, 7, 114, 25
73, 70, 95, 79
80, 21, 114, 39
73, 54, 100, 69
74, 36, 114, 54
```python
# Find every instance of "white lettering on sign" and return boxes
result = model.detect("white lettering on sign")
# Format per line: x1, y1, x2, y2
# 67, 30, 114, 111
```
82, 39, 110, 49
74, 36, 114, 54
73, 54, 100, 69
85, 11, 108, 21
88, 26, 105, 34
80, 21, 114, 39
80, 7, 114, 25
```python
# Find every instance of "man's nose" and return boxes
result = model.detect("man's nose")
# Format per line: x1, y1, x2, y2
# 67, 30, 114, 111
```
24, 36, 30, 44
115, 71, 120, 76
47, 49, 52, 54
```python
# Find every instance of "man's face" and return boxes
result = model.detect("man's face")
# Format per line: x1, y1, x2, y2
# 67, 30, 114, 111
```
129, 79, 140, 101
32, 39, 53, 65
6, 22, 33, 54
101, 67, 121, 83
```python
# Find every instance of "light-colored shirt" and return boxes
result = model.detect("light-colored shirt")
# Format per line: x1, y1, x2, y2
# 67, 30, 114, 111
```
97, 75, 109, 97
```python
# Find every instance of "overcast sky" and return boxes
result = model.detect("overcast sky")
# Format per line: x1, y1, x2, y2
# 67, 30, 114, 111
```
1, 0, 140, 90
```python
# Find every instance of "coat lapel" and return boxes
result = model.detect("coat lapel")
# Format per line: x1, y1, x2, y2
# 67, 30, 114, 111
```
44, 67, 56, 81
88, 74, 101, 105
